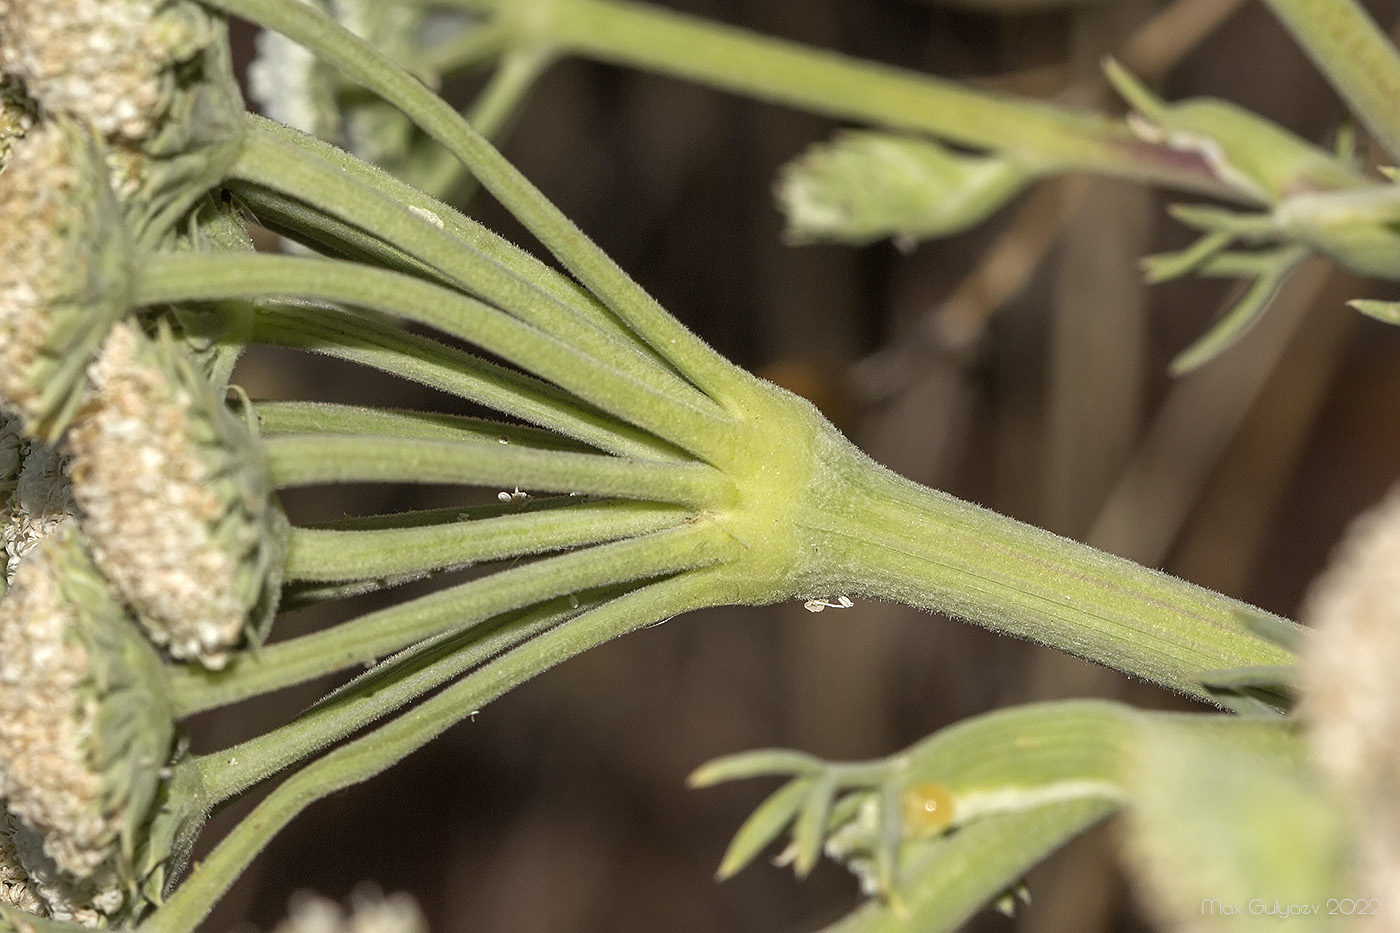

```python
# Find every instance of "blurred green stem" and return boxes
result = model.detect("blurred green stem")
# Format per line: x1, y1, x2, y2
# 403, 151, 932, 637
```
1259, 0, 1400, 161
435, 0, 1247, 199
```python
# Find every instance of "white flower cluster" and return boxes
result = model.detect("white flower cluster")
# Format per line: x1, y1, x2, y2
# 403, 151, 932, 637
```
0, 528, 146, 923
0, 0, 214, 142
70, 322, 263, 667
1302, 487, 1400, 925
272, 890, 429, 933
0, 3, 284, 927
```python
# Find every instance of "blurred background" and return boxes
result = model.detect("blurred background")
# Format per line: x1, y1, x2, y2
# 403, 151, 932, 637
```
205, 0, 1400, 929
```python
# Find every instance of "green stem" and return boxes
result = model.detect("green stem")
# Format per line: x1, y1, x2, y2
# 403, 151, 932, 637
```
471, 48, 552, 137
449, 0, 1241, 199
142, 569, 721, 933
791, 428, 1299, 704
137, 252, 735, 460
411, 46, 555, 199
1259, 0, 1400, 162
166, 522, 739, 715
262, 433, 729, 505
230, 127, 691, 395
247, 115, 621, 354
284, 498, 690, 581
247, 303, 683, 461
196, 590, 610, 802
418, 16, 512, 75
207, 0, 748, 402
253, 399, 594, 449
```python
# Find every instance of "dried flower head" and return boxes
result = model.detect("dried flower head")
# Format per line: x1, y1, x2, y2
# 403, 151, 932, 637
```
0, 415, 19, 550
0, 118, 133, 441
0, 811, 42, 916
0, 78, 34, 168
0, 525, 174, 923
1, 430, 74, 586
69, 322, 286, 668
1301, 485, 1400, 921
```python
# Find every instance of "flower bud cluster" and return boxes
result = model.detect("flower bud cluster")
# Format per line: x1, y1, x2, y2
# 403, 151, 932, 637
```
70, 322, 283, 668
0, 118, 132, 440
0, 526, 174, 924
0, 0, 245, 238
248, 0, 461, 187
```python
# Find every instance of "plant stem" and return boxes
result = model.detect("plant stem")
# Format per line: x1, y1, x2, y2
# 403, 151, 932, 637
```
166, 522, 739, 715
253, 400, 594, 449
142, 569, 721, 933
230, 127, 690, 392
408, 47, 556, 200
137, 252, 735, 460
262, 433, 730, 507
283, 499, 689, 581
441, 0, 1241, 199
207, 0, 749, 402
246, 115, 616, 351
196, 591, 606, 801
1258, 0, 1400, 162
789, 425, 1299, 704
247, 303, 683, 461
417, 16, 512, 75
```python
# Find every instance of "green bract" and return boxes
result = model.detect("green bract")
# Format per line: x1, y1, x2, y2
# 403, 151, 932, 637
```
1104, 59, 1363, 203
777, 131, 1036, 247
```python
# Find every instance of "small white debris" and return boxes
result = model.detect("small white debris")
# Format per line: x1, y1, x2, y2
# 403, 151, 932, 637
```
496, 487, 528, 503
803, 596, 854, 613
407, 205, 445, 229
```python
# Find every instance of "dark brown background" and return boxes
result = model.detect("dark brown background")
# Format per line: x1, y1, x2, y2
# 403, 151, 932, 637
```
205, 1, 1400, 929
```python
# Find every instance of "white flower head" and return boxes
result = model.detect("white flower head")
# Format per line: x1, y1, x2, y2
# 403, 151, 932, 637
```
273, 889, 428, 933
0, 525, 175, 923
1301, 485, 1400, 917
0, 0, 217, 142
248, 0, 340, 141
69, 322, 286, 668
0, 1, 245, 244
248, 0, 445, 175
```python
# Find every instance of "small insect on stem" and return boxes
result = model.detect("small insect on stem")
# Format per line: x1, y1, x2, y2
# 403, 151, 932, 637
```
803, 596, 854, 613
